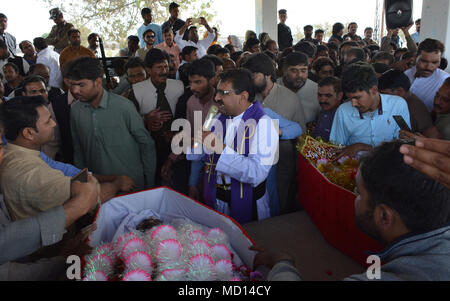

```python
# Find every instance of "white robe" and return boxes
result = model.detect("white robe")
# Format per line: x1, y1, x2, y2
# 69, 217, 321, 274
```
187, 105, 279, 221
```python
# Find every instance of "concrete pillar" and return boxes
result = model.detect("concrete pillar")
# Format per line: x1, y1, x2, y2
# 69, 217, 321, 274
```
255, 0, 278, 42
420, 0, 450, 72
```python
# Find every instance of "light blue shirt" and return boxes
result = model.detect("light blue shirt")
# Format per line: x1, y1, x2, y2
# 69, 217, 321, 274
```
40, 152, 80, 177
410, 32, 420, 44
329, 94, 411, 147
137, 23, 163, 48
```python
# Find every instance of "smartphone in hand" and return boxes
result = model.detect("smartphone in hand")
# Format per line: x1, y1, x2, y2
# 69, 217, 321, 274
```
393, 115, 412, 132
71, 168, 88, 183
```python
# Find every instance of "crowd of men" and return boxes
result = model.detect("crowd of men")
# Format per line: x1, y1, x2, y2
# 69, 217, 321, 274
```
0, 2, 449, 281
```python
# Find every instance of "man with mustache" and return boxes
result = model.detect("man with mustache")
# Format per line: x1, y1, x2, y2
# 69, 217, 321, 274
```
242, 53, 305, 215
404, 39, 449, 112
277, 52, 320, 125
311, 77, 343, 142
133, 48, 184, 185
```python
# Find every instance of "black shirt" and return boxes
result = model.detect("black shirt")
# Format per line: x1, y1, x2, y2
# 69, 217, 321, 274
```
278, 23, 293, 51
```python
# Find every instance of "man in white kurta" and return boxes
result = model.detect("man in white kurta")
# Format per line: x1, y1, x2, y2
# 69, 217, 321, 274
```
174, 17, 215, 59
186, 69, 278, 223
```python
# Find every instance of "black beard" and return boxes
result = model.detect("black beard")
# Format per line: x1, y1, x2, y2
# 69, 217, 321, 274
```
254, 80, 267, 94
284, 74, 306, 91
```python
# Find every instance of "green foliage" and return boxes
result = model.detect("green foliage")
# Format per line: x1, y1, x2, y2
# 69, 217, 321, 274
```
40, 0, 217, 47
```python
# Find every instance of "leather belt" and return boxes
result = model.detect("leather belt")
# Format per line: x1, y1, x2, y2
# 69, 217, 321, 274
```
215, 181, 266, 221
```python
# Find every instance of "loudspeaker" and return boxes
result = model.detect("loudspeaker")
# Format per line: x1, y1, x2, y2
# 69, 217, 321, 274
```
385, 0, 413, 29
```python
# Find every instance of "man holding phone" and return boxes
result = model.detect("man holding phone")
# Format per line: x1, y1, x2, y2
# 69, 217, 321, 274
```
174, 16, 215, 58
330, 63, 411, 160
0, 96, 135, 221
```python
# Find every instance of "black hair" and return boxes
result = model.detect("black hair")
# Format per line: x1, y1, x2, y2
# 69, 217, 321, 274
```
230, 51, 243, 63
318, 76, 342, 94
224, 44, 234, 53
348, 22, 357, 29
265, 40, 277, 49
241, 52, 276, 82
304, 25, 313, 31
364, 27, 373, 33
0, 95, 47, 140
332, 22, 344, 35
67, 28, 80, 37
360, 141, 450, 233
341, 62, 378, 94
293, 41, 316, 58
181, 46, 198, 60
372, 51, 395, 65
125, 57, 145, 70
207, 44, 222, 55
162, 26, 173, 34
87, 33, 99, 41
346, 47, 366, 63
312, 57, 335, 73
144, 48, 168, 69
339, 40, 359, 51
202, 55, 224, 67
378, 69, 411, 92
64, 57, 104, 80
29, 63, 49, 75
418, 38, 445, 55
327, 42, 339, 51
143, 28, 155, 39
178, 62, 191, 87
0, 13, 7, 20
372, 62, 391, 74
19, 40, 32, 51
367, 44, 380, 54
127, 35, 140, 44
216, 47, 230, 56
315, 29, 324, 35
3, 62, 19, 73
244, 38, 260, 52
440, 57, 448, 70
22, 75, 47, 91
219, 68, 256, 103
33, 37, 48, 51
263, 50, 276, 61
188, 58, 215, 79
316, 44, 328, 54
284, 51, 309, 68
141, 8, 151, 15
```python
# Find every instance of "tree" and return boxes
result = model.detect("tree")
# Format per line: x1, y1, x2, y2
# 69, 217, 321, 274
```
40, 0, 217, 48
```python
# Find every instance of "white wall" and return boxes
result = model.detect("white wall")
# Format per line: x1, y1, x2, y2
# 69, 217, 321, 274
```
255, 0, 278, 41
420, 0, 450, 72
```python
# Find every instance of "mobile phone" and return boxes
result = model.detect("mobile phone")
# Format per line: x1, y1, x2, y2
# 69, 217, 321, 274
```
393, 115, 412, 132
192, 18, 201, 24
71, 168, 88, 183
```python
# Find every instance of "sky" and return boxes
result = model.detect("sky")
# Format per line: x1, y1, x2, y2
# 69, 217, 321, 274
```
3, 0, 423, 45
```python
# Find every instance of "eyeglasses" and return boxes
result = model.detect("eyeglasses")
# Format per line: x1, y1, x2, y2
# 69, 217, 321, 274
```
216, 89, 235, 97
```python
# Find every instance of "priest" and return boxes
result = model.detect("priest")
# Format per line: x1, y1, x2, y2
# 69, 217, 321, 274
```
187, 69, 279, 224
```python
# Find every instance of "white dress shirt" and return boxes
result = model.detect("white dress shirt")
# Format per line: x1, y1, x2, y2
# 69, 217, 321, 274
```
36, 47, 63, 89
187, 105, 279, 220
174, 30, 215, 58
405, 66, 450, 112
132, 78, 184, 116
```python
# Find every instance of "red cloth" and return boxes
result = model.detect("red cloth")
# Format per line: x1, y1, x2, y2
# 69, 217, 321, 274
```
297, 154, 383, 266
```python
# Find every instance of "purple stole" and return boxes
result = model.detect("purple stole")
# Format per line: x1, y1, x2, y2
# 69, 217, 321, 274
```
202, 101, 265, 224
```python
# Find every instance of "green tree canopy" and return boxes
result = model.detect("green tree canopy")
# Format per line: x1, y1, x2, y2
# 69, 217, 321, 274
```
41, 0, 217, 47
